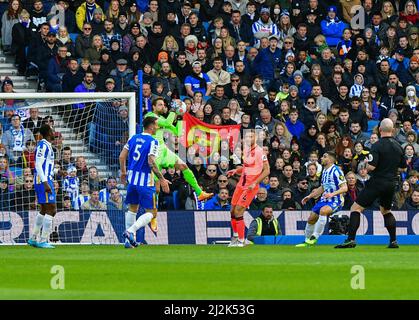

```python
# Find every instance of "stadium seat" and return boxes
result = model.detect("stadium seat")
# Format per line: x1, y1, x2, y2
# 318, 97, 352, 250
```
9, 166, 23, 177
367, 120, 379, 133
173, 191, 180, 210
69, 33, 78, 43
203, 22, 210, 32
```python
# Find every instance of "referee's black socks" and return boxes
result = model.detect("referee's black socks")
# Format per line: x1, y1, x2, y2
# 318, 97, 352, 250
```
384, 212, 397, 243
347, 211, 361, 241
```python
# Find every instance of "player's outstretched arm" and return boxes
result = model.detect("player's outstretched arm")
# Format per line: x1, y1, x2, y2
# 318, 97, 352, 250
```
148, 154, 171, 193
302, 186, 324, 205
227, 166, 243, 177
119, 147, 128, 184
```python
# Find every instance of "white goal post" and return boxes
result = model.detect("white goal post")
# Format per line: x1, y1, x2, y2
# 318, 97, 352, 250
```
0, 92, 139, 245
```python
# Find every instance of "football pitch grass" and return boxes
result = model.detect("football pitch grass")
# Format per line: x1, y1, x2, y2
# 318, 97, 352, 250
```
1, 245, 419, 300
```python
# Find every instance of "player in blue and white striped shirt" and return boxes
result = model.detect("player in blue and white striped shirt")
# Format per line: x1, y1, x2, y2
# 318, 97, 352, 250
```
73, 180, 90, 210
28, 125, 57, 249
296, 151, 348, 247
119, 116, 171, 248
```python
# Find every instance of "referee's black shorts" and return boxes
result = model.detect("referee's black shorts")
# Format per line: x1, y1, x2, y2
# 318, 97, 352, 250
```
355, 179, 397, 210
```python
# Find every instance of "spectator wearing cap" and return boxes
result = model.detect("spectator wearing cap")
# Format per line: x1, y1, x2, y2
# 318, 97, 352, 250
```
293, 175, 313, 209
0, 177, 13, 211
122, 22, 141, 54
115, 12, 129, 37
76, 0, 104, 32
389, 48, 410, 83
176, 0, 191, 24
11, 9, 36, 76
109, 58, 133, 91
109, 38, 126, 63
395, 95, 415, 124
90, 60, 107, 91
279, 188, 301, 210
406, 56, 419, 84
320, 5, 348, 46
252, 6, 280, 48
126, 1, 142, 25
305, 8, 322, 40
380, 82, 398, 118
36, 31, 58, 87
90, 7, 105, 35
289, 70, 312, 100
152, 51, 169, 75
104, 77, 116, 92
253, 34, 282, 89
184, 34, 199, 64
63, 165, 80, 205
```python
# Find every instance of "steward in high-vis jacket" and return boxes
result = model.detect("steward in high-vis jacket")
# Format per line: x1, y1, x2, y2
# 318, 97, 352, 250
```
247, 205, 281, 243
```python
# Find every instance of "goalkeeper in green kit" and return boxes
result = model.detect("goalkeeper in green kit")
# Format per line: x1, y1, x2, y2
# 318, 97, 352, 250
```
143, 97, 213, 231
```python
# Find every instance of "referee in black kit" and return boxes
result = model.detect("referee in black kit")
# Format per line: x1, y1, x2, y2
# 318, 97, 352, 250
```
336, 118, 407, 249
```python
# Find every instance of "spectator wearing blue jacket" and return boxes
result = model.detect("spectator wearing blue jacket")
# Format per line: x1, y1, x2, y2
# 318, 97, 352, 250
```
253, 35, 282, 89
320, 6, 348, 47
204, 188, 231, 210
289, 70, 312, 100
389, 48, 411, 84
285, 108, 305, 139
46, 46, 69, 92
109, 58, 134, 92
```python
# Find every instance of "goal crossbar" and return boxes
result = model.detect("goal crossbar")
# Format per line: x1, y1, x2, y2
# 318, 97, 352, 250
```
0, 92, 137, 137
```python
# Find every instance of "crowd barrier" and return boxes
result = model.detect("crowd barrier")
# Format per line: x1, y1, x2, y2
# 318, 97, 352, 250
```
1, 210, 418, 245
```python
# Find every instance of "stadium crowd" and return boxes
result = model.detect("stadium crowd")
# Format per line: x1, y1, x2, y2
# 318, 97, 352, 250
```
0, 0, 419, 212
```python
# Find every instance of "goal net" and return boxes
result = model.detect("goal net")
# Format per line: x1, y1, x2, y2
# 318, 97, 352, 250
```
0, 92, 143, 245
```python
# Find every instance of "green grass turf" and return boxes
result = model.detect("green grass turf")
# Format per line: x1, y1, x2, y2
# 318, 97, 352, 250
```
1, 245, 419, 300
